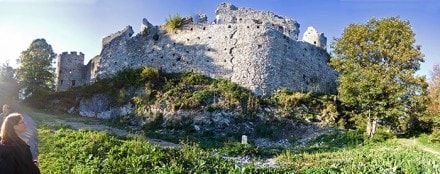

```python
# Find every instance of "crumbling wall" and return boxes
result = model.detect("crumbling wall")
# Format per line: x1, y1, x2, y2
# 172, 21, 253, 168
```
60, 3, 337, 95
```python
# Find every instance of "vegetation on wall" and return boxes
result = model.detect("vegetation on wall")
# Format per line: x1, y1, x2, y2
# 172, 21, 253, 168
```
165, 14, 184, 30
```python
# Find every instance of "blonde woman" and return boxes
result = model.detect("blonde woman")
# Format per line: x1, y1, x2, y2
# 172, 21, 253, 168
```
0, 113, 40, 174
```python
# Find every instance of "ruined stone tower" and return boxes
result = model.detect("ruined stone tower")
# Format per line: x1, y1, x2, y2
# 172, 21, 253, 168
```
55, 52, 85, 91
302, 26, 327, 50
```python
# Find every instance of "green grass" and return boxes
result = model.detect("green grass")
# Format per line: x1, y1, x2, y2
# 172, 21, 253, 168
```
37, 126, 440, 173
277, 141, 440, 173
21, 105, 103, 126
37, 128, 295, 173
417, 133, 440, 151
31, 109, 440, 173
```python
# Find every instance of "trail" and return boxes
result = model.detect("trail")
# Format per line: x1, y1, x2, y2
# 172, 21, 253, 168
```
398, 138, 440, 155
15, 104, 181, 164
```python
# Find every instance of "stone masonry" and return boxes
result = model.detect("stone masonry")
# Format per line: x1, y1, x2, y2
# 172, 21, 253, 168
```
55, 52, 85, 91
56, 3, 337, 95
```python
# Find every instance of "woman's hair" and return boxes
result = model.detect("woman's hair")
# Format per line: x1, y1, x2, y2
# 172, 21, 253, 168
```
1, 113, 24, 145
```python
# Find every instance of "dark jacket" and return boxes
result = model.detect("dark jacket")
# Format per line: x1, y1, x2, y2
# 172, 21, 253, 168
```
0, 139, 40, 174
0, 144, 17, 173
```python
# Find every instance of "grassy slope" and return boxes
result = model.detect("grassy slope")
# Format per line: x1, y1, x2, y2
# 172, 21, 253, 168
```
22, 105, 440, 173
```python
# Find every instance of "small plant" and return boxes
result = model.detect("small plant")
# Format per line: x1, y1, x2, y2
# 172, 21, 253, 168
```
222, 142, 260, 157
166, 14, 184, 30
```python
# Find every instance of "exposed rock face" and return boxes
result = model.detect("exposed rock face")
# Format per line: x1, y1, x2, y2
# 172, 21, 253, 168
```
56, 3, 337, 96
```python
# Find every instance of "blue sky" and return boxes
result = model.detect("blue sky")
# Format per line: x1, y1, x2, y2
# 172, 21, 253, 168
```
0, 0, 439, 78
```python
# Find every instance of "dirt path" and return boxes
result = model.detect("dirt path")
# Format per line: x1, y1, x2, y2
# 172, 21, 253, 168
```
17, 106, 181, 163
21, 112, 39, 161
398, 138, 440, 155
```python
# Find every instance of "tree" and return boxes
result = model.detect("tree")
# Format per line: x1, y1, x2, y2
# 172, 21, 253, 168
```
330, 17, 428, 138
428, 64, 440, 129
16, 39, 56, 98
0, 61, 19, 103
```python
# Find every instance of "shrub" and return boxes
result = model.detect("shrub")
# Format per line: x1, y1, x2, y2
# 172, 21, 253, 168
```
371, 127, 396, 142
166, 14, 184, 30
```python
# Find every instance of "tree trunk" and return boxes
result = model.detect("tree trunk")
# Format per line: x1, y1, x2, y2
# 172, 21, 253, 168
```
366, 109, 377, 139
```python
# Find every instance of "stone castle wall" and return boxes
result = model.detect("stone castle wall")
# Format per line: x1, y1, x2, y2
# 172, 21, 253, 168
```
56, 3, 337, 95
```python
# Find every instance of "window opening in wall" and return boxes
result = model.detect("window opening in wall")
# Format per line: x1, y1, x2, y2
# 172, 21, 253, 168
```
258, 45, 262, 49
72, 80, 76, 86
314, 41, 317, 44
203, 27, 206, 30
153, 34, 159, 41
60, 80, 63, 85
256, 26, 260, 29
228, 25, 231, 28
208, 36, 212, 39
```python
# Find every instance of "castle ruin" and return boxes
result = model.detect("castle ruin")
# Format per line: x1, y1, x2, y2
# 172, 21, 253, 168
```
55, 3, 337, 96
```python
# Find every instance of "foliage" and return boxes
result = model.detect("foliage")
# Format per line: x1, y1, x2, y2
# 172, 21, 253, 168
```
38, 128, 295, 173
221, 142, 260, 157
330, 17, 428, 137
428, 64, 440, 130
165, 14, 184, 30
418, 133, 440, 150
16, 38, 56, 98
0, 62, 19, 103
277, 141, 440, 173
270, 88, 342, 125
306, 130, 366, 149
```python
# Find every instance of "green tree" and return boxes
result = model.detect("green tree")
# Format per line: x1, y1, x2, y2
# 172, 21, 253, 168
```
428, 64, 440, 130
16, 39, 56, 98
330, 17, 428, 138
0, 61, 19, 103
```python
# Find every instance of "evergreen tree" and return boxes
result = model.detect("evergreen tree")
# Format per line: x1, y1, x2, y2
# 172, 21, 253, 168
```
16, 39, 56, 98
330, 17, 428, 138
0, 61, 19, 103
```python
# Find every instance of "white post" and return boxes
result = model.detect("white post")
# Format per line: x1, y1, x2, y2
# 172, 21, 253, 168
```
241, 135, 248, 144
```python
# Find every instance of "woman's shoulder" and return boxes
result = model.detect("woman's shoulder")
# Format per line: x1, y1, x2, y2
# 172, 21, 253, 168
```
0, 143, 15, 158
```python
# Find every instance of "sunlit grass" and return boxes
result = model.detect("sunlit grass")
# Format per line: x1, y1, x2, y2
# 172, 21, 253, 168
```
417, 133, 440, 152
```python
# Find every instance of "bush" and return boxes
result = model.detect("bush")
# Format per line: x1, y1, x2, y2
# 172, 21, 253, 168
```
307, 130, 365, 148
166, 14, 184, 30
371, 127, 396, 142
